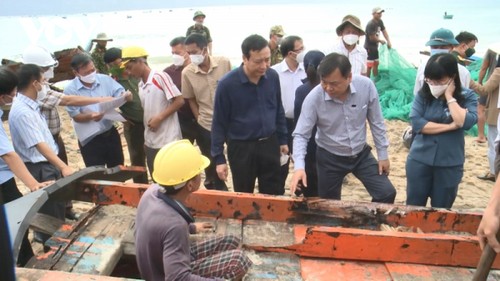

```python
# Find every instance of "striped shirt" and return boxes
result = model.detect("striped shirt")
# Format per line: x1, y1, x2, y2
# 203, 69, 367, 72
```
64, 74, 124, 145
271, 60, 306, 119
0, 109, 14, 184
39, 89, 64, 135
9, 94, 59, 163
327, 40, 368, 75
139, 70, 182, 149
293, 75, 389, 170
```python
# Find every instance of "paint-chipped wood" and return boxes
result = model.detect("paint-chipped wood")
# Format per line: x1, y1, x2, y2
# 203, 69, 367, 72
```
16, 267, 141, 280
243, 220, 295, 248
244, 251, 302, 281
300, 258, 391, 281
29, 213, 65, 235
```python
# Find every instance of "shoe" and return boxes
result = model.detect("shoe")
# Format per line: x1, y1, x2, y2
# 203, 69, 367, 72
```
477, 173, 495, 182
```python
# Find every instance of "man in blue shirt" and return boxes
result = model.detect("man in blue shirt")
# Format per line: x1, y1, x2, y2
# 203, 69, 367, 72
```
291, 53, 396, 203
211, 34, 288, 195
9, 64, 75, 245
65, 53, 129, 167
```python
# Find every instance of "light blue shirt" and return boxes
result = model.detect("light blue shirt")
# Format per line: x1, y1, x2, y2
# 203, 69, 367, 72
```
0, 109, 14, 184
8, 94, 58, 163
293, 75, 389, 170
64, 74, 124, 145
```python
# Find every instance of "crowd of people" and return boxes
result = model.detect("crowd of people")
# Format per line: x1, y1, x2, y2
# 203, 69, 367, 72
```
2, 6, 500, 280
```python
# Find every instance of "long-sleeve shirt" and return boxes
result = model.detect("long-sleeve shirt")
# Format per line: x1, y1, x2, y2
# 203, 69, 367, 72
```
409, 89, 477, 167
293, 75, 389, 170
211, 65, 287, 165
0, 109, 14, 184
271, 60, 306, 119
135, 184, 221, 281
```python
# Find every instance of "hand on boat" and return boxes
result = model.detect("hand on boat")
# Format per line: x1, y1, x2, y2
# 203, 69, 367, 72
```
216, 164, 228, 181
290, 169, 307, 196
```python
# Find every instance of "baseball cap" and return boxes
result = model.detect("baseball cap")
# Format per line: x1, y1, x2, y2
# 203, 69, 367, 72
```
372, 7, 385, 14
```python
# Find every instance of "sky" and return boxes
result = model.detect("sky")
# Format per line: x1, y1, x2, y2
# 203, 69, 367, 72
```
0, 0, 329, 16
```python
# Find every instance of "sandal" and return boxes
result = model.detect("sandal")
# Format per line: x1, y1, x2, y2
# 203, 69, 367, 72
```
477, 173, 496, 182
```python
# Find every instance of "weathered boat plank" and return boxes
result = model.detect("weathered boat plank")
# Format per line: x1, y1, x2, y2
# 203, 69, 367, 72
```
243, 220, 295, 247
244, 251, 302, 281
386, 263, 475, 281
16, 267, 140, 280
300, 258, 391, 281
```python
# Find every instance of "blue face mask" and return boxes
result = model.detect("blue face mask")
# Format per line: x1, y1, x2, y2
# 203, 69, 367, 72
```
430, 48, 449, 56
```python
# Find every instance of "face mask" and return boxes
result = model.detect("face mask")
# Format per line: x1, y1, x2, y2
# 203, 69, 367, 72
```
295, 51, 305, 64
465, 48, 475, 57
342, 34, 359, 46
37, 83, 49, 101
190, 54, 205, 66
172, 54, 186, 66
430, 48, 449, 56
43, 67, 54, 80
276, 37, 283, 45
79, 70, 96, 84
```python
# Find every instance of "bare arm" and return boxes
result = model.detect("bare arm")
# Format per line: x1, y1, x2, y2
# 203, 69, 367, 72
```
35, 142, 74, 177
2, 152, 42, 191
147, 96, 184, 131
382, 30, 391, 48
208, 42, 213, 55
444, 83, 467, 127
188, 98, 199, 120
478, 176, 500, 252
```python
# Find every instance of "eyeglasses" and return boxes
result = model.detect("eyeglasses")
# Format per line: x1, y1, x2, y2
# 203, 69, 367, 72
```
424, 78, 452, 86
293, 47, 305, 53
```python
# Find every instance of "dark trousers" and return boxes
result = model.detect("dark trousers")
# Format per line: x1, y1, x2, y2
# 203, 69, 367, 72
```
145, 146, 160, 181
198, 125, 227, 191
25, 162, 64, 244
279, 118, 294, 190
302, 149, 318, 197
316, 145, 396, 203
79, 127, 124, 167
179, 113, 199, 144
227, 134, 283, 195
0, 178, 34, 266
406, 156, 462, 208
123, 121, 148, 184
53, 133, 68, 165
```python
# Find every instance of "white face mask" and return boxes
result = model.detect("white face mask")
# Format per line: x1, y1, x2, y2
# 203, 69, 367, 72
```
37, 83, 49, 101
296, 51, 305, 64
428, 82, 450, 99
79, 70, 97, 84
430, 48, 449, 56
189, 54, 205, 66
172, 54, 186, 66
276, 37, 283, 45
342, 34, 359, 46
43, 67, 54, 80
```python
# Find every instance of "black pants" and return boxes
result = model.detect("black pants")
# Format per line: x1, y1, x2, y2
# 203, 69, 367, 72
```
179, 113, 199, 145
0, 178, 34, 266
53, 133, 68, 165
79, 127, 124, 167
316, 145, 396, 203
25, 162, 65, 244
227, 134, 283, 195
123, 121, 148, 184
279, 118, 294, 191
198, 125, 227, 191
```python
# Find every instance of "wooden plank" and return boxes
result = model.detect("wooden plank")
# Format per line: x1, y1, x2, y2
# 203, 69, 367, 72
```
244, 251, 302, 281
29, 213, 65, 235
300, 258, 391, 281
386, 263, 474, 281
243, 220, 295, 247
249, 226, 500, 269
16, 267, 140, 280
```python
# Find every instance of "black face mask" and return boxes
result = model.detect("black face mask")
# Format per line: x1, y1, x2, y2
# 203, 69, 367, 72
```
465, 47, 475, 58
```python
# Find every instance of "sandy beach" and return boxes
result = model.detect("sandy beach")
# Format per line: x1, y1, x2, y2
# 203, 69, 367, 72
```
13, 107, 490, 214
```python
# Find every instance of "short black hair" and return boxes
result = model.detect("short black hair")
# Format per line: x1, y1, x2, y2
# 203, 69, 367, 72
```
280, 35, 302, 57
241, 34, 268, 59
170, 36, 186, 47
317, 53, 351, 79
71, 53, 93, 72
455, 31, 478, 44
17, 64, 42, 92
420, 53, 463, 102
0, 67, 18, 96
104, 48, 122, 64
184, 34, 208, 49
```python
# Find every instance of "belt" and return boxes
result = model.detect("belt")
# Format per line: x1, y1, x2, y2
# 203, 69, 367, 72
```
332, 145, 369, 159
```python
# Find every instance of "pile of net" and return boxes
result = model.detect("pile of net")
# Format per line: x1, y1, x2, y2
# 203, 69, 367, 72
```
374, 46, 484, 136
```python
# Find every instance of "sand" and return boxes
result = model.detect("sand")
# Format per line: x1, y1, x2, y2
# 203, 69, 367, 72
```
9, 107, 493, 213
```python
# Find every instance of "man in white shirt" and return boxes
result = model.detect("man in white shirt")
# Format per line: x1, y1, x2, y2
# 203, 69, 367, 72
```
327, 15, 368, 76
414, 28, 471, 95
271, 35, 306, 189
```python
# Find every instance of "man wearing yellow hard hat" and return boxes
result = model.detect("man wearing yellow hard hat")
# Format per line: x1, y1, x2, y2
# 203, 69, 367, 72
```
135, 140, 252, 280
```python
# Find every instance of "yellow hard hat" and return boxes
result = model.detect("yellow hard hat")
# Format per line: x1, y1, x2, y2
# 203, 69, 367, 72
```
152, 140, 210, 187
120, 46, 148, 68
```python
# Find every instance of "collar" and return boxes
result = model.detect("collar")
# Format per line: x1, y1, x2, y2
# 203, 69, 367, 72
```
323, 83, 356, 102
277, 59, 304, 73
238, 64, 268, 84
15, 93, 39, 111
74, 75, 101, 90
193, 56, 218, 74
139, 69, 156, 89
337, 39, 361, 54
